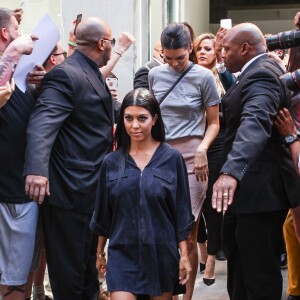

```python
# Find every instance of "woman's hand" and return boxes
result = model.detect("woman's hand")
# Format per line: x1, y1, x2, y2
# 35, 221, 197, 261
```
96, 256, 107, 275
194, 147, 208, 182
274, 108, 297, 136
115, 32, 135, 54
179, 255, 192, 285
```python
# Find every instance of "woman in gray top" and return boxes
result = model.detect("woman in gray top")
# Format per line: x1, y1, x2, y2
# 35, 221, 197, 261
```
149, 22, 220, 300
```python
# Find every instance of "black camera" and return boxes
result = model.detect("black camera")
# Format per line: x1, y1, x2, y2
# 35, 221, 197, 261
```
280, 69, 300, 91
266, 30, 300, 51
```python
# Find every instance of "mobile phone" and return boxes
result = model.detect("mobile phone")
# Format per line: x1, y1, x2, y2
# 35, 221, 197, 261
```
74, 14, 82, 35
9, 63, 17, 83
106, 78, 118, 90
220, 19, 232, 29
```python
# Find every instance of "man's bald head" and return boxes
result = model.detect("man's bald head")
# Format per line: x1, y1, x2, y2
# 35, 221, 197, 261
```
74, 17, 113, 68
222, 22, 267, 72
75, 17, 110, 45
226, 23, 266, 52
153, 40, 163, 62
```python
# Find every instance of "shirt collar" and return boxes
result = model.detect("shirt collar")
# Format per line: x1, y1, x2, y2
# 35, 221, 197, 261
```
75, 50, 100, 75
152, 57, 163, 66
241, 53, 265, 74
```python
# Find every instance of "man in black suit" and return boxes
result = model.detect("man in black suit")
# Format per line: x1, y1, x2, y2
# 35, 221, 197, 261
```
134, 40, 164, 89
212, 23, 300, 300
24, 17, 116, 300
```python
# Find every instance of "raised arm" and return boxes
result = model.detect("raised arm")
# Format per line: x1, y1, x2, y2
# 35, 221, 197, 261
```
0, 34, 37, 85
100, 32, 135, 78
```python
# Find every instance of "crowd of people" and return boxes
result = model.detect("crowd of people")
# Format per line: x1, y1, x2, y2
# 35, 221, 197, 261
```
0, 5, 300, 300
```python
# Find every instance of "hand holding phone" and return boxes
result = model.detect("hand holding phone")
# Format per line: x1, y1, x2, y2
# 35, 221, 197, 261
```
106, 78, 118, 90
74, 14, 82, 35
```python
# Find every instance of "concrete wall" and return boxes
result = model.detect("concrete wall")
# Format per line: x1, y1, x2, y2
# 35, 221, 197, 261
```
2, 0, 136, 100
60, 0, 135, 99
181, 0, 210, 36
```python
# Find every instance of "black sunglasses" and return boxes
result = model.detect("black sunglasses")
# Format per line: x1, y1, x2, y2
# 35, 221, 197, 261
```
52, 51, 67, 58
102, 38, 116, 47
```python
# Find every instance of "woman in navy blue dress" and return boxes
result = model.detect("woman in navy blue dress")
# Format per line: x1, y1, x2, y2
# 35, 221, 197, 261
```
90, 88, 194, 300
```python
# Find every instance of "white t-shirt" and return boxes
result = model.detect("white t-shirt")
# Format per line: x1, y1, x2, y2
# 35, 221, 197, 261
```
149, 62, 220, 141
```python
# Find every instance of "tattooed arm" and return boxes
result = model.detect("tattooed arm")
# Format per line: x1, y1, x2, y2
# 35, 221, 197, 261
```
0, 34, 37, 86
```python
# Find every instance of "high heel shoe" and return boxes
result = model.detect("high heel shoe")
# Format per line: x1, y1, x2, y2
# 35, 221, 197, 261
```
203, 278, 215, 286
199, 262, 206, 273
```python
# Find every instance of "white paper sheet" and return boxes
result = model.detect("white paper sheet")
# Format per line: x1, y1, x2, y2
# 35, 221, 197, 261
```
14, 13, 60, 93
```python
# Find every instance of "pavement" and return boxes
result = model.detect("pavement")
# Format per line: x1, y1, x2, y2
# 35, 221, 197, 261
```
44, 258, 289, 300
191, 259, 288, 300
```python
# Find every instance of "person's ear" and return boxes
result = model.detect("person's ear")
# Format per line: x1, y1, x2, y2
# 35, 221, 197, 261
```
241, 42, 250, 55
0, 27, 9, 42
159, 50, 164, 60
98, 39, 105, 51
49, 55, 56, 65
152, 114, 158, 125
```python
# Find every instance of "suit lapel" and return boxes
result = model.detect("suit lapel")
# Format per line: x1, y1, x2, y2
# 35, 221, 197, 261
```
75, 52, 113, 123
86, 71, 113, 122
221, 73, 242, 104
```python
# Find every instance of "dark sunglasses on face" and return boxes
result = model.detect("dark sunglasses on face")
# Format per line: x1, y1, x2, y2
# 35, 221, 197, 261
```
52, 51, 67, 58
102, 37, 116, 47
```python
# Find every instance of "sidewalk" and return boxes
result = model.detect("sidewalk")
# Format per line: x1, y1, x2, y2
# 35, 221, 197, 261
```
191, 259, 288, 300
44, 258, 288, 300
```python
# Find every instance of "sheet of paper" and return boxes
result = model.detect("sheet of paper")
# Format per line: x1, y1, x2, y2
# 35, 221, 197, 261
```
14, 13, 60, 93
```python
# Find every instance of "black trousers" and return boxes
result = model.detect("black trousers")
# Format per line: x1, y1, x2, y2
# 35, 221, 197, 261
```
199, 154, 224, 254
42, 202, 99, 300
223, 210, 287, 300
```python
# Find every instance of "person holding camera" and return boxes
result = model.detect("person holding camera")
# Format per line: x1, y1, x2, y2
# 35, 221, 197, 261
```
212, 22, 300, 300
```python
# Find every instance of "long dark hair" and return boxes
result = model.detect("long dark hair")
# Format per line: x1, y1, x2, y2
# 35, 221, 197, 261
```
160, 22, 197, 64
115, 88, 165, 151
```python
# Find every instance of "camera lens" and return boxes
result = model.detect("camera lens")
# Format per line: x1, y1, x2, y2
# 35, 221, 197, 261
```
266, 30, 300, 51
280, 69, 300, 91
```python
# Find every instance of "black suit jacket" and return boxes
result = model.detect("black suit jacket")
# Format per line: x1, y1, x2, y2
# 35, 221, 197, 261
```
221, 54, 300, 214
134, 57, 162, 89
24, 50, 114, 213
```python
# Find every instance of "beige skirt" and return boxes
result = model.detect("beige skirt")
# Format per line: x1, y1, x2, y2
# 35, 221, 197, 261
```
167, 136, 208, 219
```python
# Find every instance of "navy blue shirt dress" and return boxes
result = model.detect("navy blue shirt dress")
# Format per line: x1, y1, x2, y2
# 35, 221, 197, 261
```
90, 142, 194, 296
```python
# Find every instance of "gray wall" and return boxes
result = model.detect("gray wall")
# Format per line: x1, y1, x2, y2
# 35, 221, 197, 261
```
61, 0, 135, 99
2, 0, 136, 100
2, 1, 299, 100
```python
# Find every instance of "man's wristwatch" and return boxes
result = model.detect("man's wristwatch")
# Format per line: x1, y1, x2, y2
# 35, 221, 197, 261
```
284, 134, 299, 146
